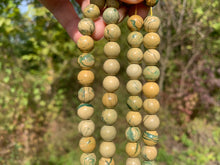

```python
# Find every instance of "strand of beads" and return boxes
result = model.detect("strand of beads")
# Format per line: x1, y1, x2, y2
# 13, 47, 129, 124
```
125, 13, 145, 165
141, 1, 160, 164
99, 1, 121, 165
77, 3, 101, 165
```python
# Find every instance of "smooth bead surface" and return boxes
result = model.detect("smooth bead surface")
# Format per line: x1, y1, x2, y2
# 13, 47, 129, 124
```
83, 4, 100, 19
104, 42, 121, 58
101, 109, 118, 125
143, 33, 160, 49
78, 87, 95, 102
145, 0, 159, 7
127, 31, 143, 48
141, 146, 157, 161
126, 111, 142, 126
78, 18, 95, 35
126, 158, 141, 165
103, 76, 120, 92
103, 8, 120, 24
103, 59, 120, 75
90, 0, 105, 9
80, 153, 96, 165
125, 142, 141, 157
125, 127, 141, 142
142, 161, 157, 165
99, 142, 116, 158
99, 157, 115, 165
142, 82, 159, 98
127, 96, 143, 111
78, 120, 95, 137
126, 80, 142, 95
77, 103, 94, 119
126, 64, 142, 79
143, 49, 160, 65
143, 131, 159, 146
143, 99, 160, 114
78, 53, 95, 69
78, 70, 95, 86
127, 48, 143, 64
79, 136, 96, 153
143, 66, 160, 81
106, 0, 120, 8
102, 93, 118, 108
127, 15, 144, 31
100, 125, 117, 141
77, 35, 94, 52
104, 24, 121, 41
144, 16, 160, 33
143, 115, 160, 130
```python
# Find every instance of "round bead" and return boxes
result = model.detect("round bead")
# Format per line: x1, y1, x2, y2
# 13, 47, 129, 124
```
83, 4, 100, 20
78, 18, 95, 35
144, 16, 161, 33
142, 161, 157, 165
104, 24, 121, 41
80, 153, 96, 165
126, 111, 142, 126
141, 146, 157, 161
126, 80, 142, 95
143, 66, 160, 81
143, 33, 160, 49
79, 136, 96, 153
125, 142, 141, 157
77, 103, 94, 119
99, 142, 116, 158
78, 53, 95, 69
126, 158, 141, 165
78, 120, 95, 137
103, 76, 120, 92
142, 82, 159, 98
106, 0, 120, 8
77, 35, 94, 53
143, 49, 160, 65
127, 96, 143, 111
103, 59, 120, 75
104, 42, 121, 58
103, 7, 120, 24
78, 87, 95, 102
102, 93, 118, 108
143, 131, 159, 146
99, 157, 115, 165
127, 15, 144, 31
127, 48, 143, 64
143, 99, 160, 114
101, 109, 118, 125
78, 70, 95, 86
90, 0, 106, 9
125, 127, 141, 142
143, 115, 160, 130
100, 125, 117, 141
126, 64, 142, 79
145, 0, 159, 7
127, 31, 143, 48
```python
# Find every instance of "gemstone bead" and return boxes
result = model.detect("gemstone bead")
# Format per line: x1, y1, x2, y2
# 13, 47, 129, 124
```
103, 76, 120, 92
99, 142, 116, 158
80, 153, 96, 165
106, 0, 120, 8
78, 87, 95, 102
141, 146, 157, 161
79, 136, 96, 153
144, 16, 160, 33
102, 93, 118, 108
101, 109, 118, 125
77, 35, 94, 53
103, 7, 120, 24
143, 33, 160, 49
143, 49, 160, 65
126, 158, 141, 165
143, 115, 160, 130
125, 127, 141, 142
126, 80, 142, 95
78, 70, 95, 86
125, 142, 141, 157
142, 82, 159, 98
127, 96, 143, 111
83, 4, 100, 20
78, 53, 95, 69
126, 64, 142, 79
104, 24, 121, 41
127, 15, 144, 31
126, 111, 142, 126
78, 120, 95, 137
78, 18, 95, 35
103, 59, 120, 75
127, 31, 143, 48
104, 42, 121, 58
143, 99, 160, 114
90, 0, 106, 9
99, 157, 115, 165
77, 103, 94, 119
143, 66, 160, 82
100, 125, 117, 141
127, 48, 143, 64
143, 131, 159, 146
145, 0, 159, 7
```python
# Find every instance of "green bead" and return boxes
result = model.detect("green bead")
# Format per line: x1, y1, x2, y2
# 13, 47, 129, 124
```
127, 96, 143, 111
78, 18, 95, 35
90, 0, 106, 9
83, 4, 100, 20
127, 31, 143, 48
80, 153, 96, 165
78, 53, 95, 69
142, 161, 157, 165
106, 0, 120, 9
143, 66, 160, 81
103, 7, 120, 24
125, 127, 141, 142
78, 87, 95, 102
143, 131, 159, 146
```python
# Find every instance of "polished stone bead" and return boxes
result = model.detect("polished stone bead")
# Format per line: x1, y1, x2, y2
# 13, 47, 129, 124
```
77, 35, 94, 53
99, 141, 116, 158
141, 146, 157, 161
126, 80, 142, 95
126, 111, 142, 126
125, 127, 141, 142
90, 0, 106, 9
125, 142, 141, 157
106, 0, 120, 8
143, 33, 160, 49
103, 76, 120, 92
143, 115, 160, 130
83, 4, 100, 20
145, 0, 159, 7
78, 53, 95, 69
127, 15, 144, 31
77, 103, 94, 120
102, 93, 118, 108
143, 99, 160, 114
78, 120, 95, 137
127, 31, 143, 48
80, 153, 96, 165
99, 157, 115, 165
143, 131, 159, 146
78, 70, 95, 86
79, 136, 96, 153
126, 158, 141, 165
101, 109, 118, 125
103, 7, 120, 24
103, 59, 120, 75
100, 125, 117, 141
142, 161, 157, 165
126, 64, 142, 79
127, 48, 143, 64
143, 66, 160, 81
78, 87, 95, 102
104, 42, 121, 58
78, 18, 95, 35
144, 16, 160, 33
127, 96, 143, 111
104, 24, 121, 41
143, 49, 160, 65
142, 82, 159, 98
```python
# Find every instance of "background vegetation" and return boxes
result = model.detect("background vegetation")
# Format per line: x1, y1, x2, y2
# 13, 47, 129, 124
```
0, 0, 219, 164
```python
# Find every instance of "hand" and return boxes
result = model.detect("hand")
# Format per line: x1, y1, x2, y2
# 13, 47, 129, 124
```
39, 0, 149, 42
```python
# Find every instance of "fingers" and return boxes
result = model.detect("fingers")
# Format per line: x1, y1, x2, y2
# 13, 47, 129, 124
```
120, 0, 144, 4
128, 2, 150, 19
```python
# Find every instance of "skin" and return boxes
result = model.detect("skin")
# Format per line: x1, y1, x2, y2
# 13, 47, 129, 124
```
39, 0, 148, 42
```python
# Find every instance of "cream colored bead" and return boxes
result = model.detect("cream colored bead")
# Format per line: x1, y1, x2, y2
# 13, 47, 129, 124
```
104, 42, 121, 58
143, 32, 160, 49
102, 93, 118, 108
77, 103, 94, 119
125, 142, 141, 157
80, 153, 96, 165
78, 70, 95, 86
101, 109, 118, 125
126, 64, 142, 79
127, 31, 143, 48
103, 7, 120, 24
127, 15, 144, 31
126, 158, 141, 165
79, 136, 96, 153
141, 146, 157, 161
104, 24, 121, 41
99, 142, 116, 158
77, 35, 94, 53
78, 120, 95, 137
103, 59, 120, 75
143, 99, 160, 114
127, 48, 143, 64
126, 111, 142, 126
143, 66, 160, 82
78, 18, 95, 35
127, 96, 143, 111
125, 127, 141, 142
100, 125, 117, 141
143, 49, 160, 65
103, 76, 120, 92
144, 16, 161, 33
126, 80, 142, 95
78, 87, 95, 102
99, 157, 115, 165
142, 82, 159, 98
143, 115, 160, 130
83, 4, 100, 20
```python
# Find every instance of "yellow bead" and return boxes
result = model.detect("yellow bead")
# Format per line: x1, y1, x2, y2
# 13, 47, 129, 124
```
143, 131, 159, 146
103, 76, 120, 92
141, 146, 157, 161
79, 136, 96, 153
127, 96, 143, 111
90, 0, 106, 9
77, 35, 94, 53
78, 120, 95, 137
127, 15, 144, 31
143, 66, 160, 82
126, 158, 141, 165
143, 49, 160, 65
106, 0, 120, 9
145, 0, 159, 7
103, 59, 120, 75
125, 127, 141, 142
102, 93, 118, 108
127, 48, 143, 64
126, 80, 142, 96
143, 99, 160, 114
104, 24, 121, 41
99, 142, 116, 158
78, 87, 95, 102
101, 109, 118, 125
78, 70, 95, 86
144, 16, 160, 33
127, 31, 143, 48
99, 157, 115, 165
83, 4, 100, 20
143, 115, 160, 130
100, 125, 117, 141
80, 153, 96, 165
143, 33, 160, 49
104, 42, 121, 58
78, 53, 95, 69
125, 142, 141, 157
78, 18, 95, 35
103, 7, 120, 24
126, 111, 142, 126
126, 64, 142, 79
142, 82, 159, 98
77, 103, 94, 119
